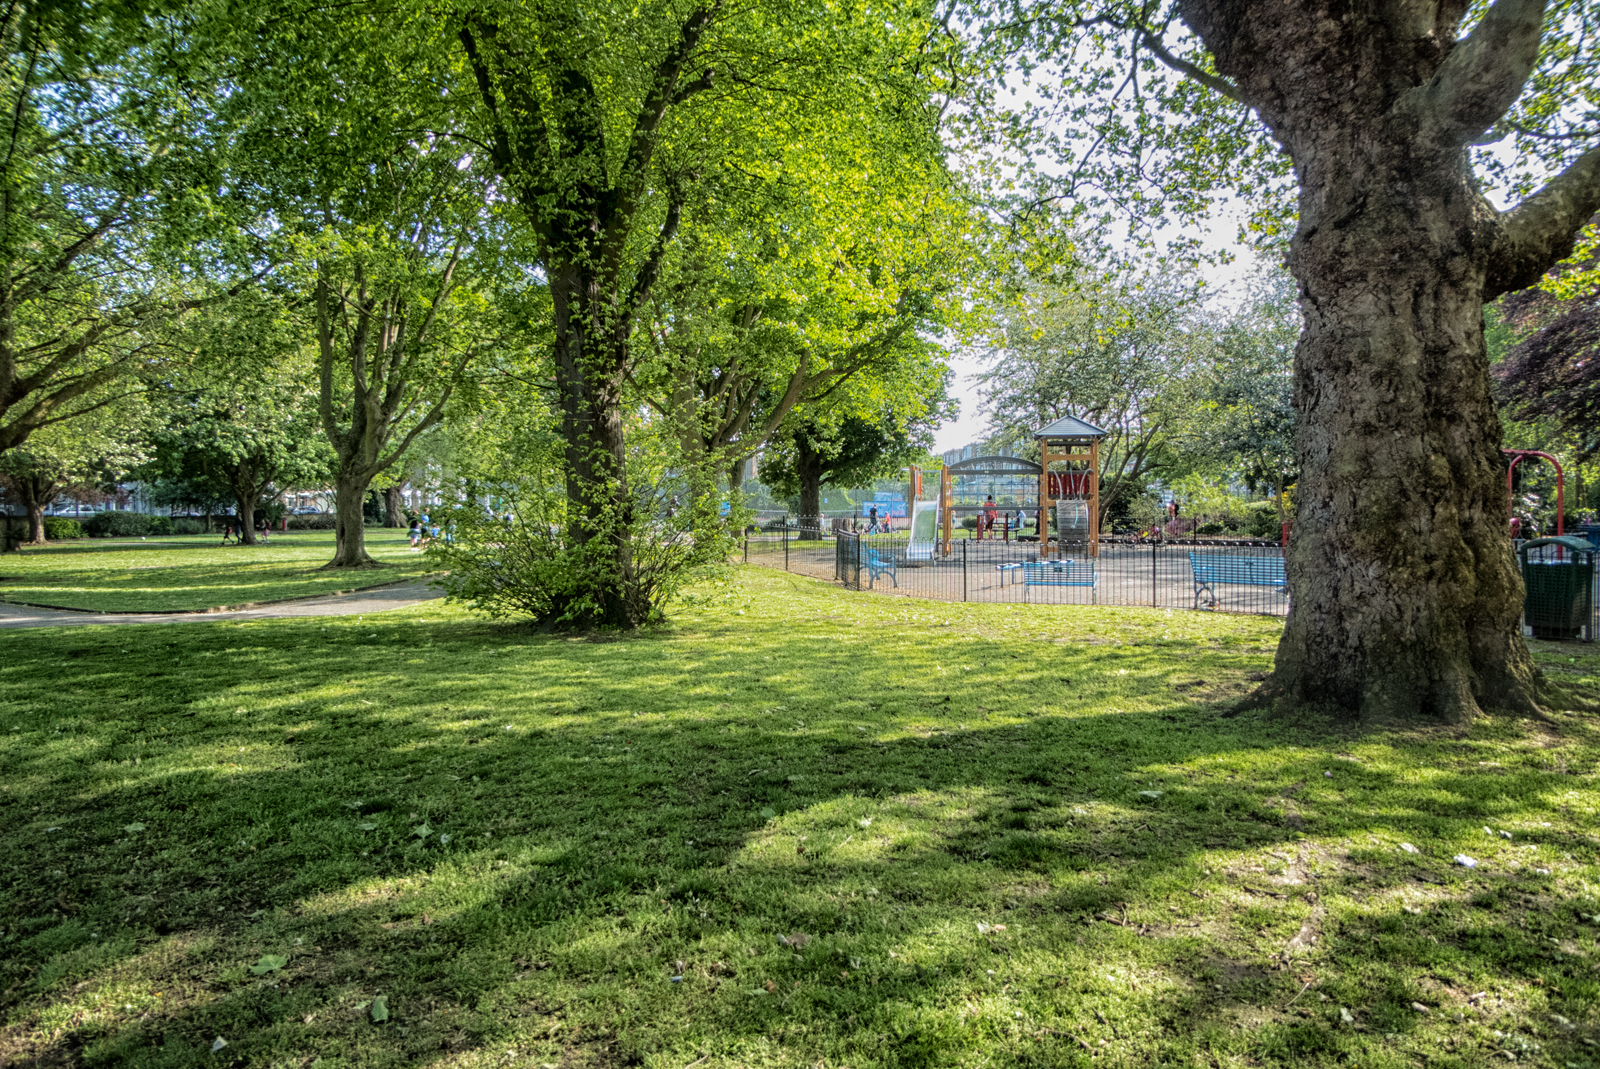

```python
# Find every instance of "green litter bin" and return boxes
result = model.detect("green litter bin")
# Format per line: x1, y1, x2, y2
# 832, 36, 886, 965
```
1519, 535, 1594, 641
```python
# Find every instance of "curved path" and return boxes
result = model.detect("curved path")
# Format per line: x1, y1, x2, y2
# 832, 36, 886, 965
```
0, 580, 443, 629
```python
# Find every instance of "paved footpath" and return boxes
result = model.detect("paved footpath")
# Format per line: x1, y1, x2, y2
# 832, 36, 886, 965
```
0, 580, 443, 629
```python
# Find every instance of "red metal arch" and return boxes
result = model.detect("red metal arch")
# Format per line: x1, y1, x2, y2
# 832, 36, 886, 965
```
1504, 449, 1564, 537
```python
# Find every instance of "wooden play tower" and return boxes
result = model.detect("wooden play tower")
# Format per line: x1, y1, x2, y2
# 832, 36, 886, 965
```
1036, 414, 1107, 557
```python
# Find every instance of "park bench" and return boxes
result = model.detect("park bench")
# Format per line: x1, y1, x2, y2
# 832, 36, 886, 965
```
866, 547, 898, 588
1022, 559, 1096, 602
1188, 552, 1287, 609
996, 562, 1025, 586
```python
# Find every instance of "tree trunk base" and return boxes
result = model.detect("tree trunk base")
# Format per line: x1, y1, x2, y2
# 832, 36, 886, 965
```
321, 555, 384, 570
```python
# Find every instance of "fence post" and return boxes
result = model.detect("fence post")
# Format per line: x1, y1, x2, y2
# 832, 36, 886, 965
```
744, 535, 749, 564
1151, 541, 1157, 607
962, 538, 968, 602
784, 522, 790, 570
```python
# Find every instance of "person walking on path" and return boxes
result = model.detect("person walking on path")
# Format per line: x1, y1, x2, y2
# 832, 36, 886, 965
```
221, 522, 236, 546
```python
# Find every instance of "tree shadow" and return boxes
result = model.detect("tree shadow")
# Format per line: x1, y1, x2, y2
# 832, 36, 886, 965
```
0, 609, 1594, 1067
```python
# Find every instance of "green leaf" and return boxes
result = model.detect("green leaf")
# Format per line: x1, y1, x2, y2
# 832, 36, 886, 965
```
249, 954, 287, 974
123, 822, 146, 833
370, 995, 389, 1022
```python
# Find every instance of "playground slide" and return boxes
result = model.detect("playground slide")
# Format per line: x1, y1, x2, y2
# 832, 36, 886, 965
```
907, 500, 940, 560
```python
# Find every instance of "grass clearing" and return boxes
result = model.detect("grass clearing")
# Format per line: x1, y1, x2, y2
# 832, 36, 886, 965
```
0, 567, 1597, 1067
0, 529, 433, 612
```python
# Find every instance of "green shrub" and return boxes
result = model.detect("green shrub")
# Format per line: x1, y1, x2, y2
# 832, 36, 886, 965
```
83, 511, 166, 537
287, 513, 338, 530
41, 517, 83, 540
1196, 521, 1226, 536
961, 515, 978, 530
173, 518, 207, 535
1244, 504, 1281, 539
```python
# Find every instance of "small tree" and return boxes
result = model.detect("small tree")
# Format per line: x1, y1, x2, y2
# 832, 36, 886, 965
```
0, 403, 144, 543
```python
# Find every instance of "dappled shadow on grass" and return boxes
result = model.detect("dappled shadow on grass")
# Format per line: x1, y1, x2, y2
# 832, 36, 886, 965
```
0, 594, 1597, 1067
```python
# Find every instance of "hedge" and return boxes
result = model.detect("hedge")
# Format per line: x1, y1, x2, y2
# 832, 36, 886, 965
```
41, 517, 84, 540
83, 512, 173, 538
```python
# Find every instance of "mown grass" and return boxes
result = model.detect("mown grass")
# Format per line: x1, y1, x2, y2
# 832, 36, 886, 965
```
0, 530, 433, 612
0, 567, 1597, 1068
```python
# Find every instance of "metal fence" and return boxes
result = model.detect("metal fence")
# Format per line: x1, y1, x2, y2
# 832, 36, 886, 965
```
743, 524, 1290, 616
741, 525, 1600, 639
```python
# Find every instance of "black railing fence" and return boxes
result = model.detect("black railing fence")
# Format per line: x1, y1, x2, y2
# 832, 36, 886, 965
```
744, 523, 1290, 616
741, 525, 1600, 638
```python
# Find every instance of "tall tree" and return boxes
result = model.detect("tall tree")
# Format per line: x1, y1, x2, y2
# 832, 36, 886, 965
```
978, 264, 1207, 527
758, 351, 954, 529
0, 0, 250, 460
453, 0, 955, 626
0, 399, 144, 543
992, 2, 1600, 721
144, 379, 330, 545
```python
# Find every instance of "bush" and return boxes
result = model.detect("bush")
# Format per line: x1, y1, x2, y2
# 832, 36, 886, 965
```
173, 518, 207, 535
83, 511, 168, 537
1195, 521, 1226, 536
287, 513, 339, 530
1244, 505, 1280, 539
41, 517, 83, 540
961, 515, 978, 530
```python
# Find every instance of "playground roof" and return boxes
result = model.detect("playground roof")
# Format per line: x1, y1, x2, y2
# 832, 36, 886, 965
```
1035, 414, 1108, 439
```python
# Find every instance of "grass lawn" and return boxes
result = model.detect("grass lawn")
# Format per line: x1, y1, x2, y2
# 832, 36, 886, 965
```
0, 530, 434, 612
1, 568, 1597, 1068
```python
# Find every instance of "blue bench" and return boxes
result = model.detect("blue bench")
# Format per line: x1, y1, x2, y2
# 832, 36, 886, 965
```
996, 562, 1025, 586
1022, 560, 1096, 602
866, 547, 897, 588
1189, 553, 1287, 609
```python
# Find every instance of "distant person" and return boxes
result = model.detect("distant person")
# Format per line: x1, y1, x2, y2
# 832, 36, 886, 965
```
983, 495, 998, 533
257, 520, 270, 544
868, 504, 878, 533
408, 519, 422, 549
221, 523, 236, 546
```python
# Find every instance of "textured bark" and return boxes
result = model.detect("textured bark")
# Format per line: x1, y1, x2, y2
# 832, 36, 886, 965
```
795, 435, 823, 540
232, 492, 257, 546
548, 257, 637, 621
330, 476, 376, 567
382, 483, 406, 527
6, 472, 58, 543
1175, 0, 1600, 722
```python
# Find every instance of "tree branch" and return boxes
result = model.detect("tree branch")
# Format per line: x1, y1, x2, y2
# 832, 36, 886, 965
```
1136, 26, 1244, 105
1486, 145, 1600, 301
1401, 0, 1548, 147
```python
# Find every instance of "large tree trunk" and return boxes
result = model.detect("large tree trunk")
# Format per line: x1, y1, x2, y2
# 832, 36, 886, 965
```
383, 483, 406, 528
1276, 216, 1536, 721
796, 436, 823, 541
551, 258, 636, 628
24, 500, 44, 543
233, 492, 257, 545
1175, 1, 1600, 722
330, 475, 378, 567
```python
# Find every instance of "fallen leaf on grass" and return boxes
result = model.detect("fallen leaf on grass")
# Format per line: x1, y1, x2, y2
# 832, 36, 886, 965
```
777, 932, 811, 948
356, 822, 377, 831
370, 995, 389, 1022
123, 822, 145, 833
764, 980, 777, 993
249, 954, 287, 975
